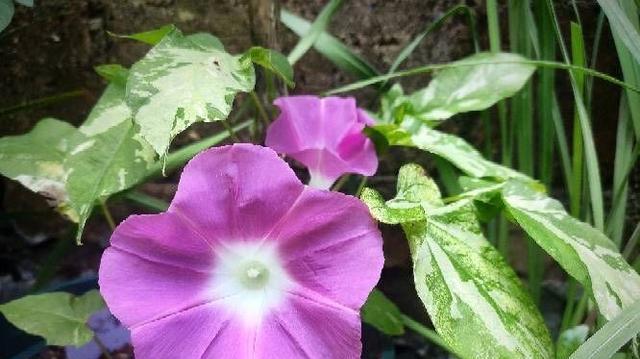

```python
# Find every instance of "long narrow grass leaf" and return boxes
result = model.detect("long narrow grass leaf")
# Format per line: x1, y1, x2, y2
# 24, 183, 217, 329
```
325, 59, 640, 96
280, 9, 379, 79
569, 299, 640, 359
597, 0, 640, 67
388, 4, 478, 75
544, 0, 605, 230
608, 95, 635, 244
286, 0, 344, 65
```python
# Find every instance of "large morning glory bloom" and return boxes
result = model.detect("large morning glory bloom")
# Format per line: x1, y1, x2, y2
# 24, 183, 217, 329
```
265, 96, 378, 189
99, 144, 383, 358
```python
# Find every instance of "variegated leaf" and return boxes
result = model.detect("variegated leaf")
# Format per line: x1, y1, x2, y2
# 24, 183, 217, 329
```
66, 82, 155, 242
501, 180, 640, 320
0, 118, 79, 219
361, 164, 553, 359
374, 122, 527, 180
408, 52, 535, 122
126, 28, 255, 155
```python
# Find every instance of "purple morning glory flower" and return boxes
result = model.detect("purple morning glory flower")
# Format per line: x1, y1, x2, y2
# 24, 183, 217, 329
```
265, 96, 378, 189
98, 144, 383, 358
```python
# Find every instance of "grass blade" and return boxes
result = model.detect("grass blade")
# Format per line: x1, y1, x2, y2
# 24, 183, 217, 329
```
280, 9, 379, 79
611, 0, 640, 138
597, 0, 640, 69
608, 95, 635, 245
285, 0, 344, 65
569, 21, 586, 218
545, 0, 605, 231
569, 300, 640, 359
388, 4, 479, 75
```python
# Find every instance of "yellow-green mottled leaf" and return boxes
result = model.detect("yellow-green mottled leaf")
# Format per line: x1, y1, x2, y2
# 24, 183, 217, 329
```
0, 290, 104, 346
374, 122, 528, 181
407, 52, 535, 122
0, 118, 78, 216
126, 28, 255, 155
361, 164, 553, 359
502, 180, 640, 321
67, 82, 155, 243
361, 289, 405, 336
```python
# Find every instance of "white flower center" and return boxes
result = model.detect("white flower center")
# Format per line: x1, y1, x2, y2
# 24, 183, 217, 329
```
206, 241, 292, 326
239, 260, 270, 289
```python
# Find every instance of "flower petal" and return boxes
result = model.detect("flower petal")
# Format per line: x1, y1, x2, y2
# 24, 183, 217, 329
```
169, 144, 304, 242
108, 212, 214, 271
131, 303, 253, 359
271, 188, 384, 310
256, 289, 362, 359
97, 214, 223, 330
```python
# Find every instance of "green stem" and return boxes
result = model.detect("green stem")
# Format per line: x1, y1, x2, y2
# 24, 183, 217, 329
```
123, 191, 169, 212
221, 119, 240, 142
331, 175, 350, 192
250, 91, 271, 127
146, 120, 252, 178
400, 314, 456, 354
560, 280, 578, 333
325, 59, 640, 96
100, 199, 116, 231
0, 90, 85, 117
570, 293, 589, 327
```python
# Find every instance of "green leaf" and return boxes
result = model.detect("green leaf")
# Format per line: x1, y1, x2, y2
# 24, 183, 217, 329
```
557, 325, 589, 359
243, 46, 294, 87
126, 28, 255, 155
280, 9, 379, 80
108, 24, 176, 45
569, 300, 640, 359
374, 122, 528, 181
407, 52, 535, 123
597, 0, 640, 68
361, 164, 553, 359
361, 289, 405, 336
0, 290, 105, 346
186, 32, 224, 50
501, 180, 640, 320
0, 0, 14, 32
286, 0, 344, 65
0, 118, 79, 218
67, 83, 155, 243
94, 64, 129, 87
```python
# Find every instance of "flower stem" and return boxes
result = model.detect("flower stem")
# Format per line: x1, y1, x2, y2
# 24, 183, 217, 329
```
250, 91, 271, 127
400, 314, 455, 354
331, 175, 350, 191
221, 119, 240, 142
100, 199, 116, 231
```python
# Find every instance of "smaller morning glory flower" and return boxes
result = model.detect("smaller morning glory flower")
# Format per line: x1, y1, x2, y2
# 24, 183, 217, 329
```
99, 144, 383, 358
65, 308, 130, 359
265, 96, 378, 189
